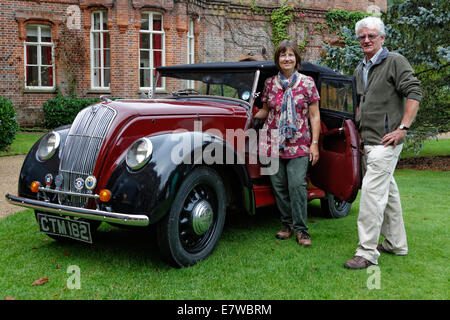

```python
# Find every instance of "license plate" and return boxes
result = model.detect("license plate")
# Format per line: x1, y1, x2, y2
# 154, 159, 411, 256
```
36, 213, 92, 244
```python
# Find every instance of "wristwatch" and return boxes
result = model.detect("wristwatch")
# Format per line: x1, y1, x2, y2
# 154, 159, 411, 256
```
399, 124, 409, 131
312, 140, 319, 144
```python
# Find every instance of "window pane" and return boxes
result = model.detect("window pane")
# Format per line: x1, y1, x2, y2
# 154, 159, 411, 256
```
140, 33, 150, 49
26, 66, 38, 86
140, 69, 150, 87
153, 51, 162, 68
41, 66, 53, 86
93, 68, 101, 87
104, 68, 110, 87
104, 49, 110, 68
93, 12, 101, 30
141, 14, 149, 30
102, 12, 108, 30
27, 45, 37, 64
103, 33, 110, 49
93, 33, 100, 49
41, 46, 52, 65
93, 49, 101, 68
41, 26, 52, 42
155, 69, 162, 87
153, 34, 162, 50
140, 50, 149, 68
153, 15, 162, 31
26, 25, 38, 42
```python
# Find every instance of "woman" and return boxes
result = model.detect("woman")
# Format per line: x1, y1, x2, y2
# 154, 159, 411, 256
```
254, 40, 321, 247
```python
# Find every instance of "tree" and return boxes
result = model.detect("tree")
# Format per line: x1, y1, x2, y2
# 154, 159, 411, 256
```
319, 0, 450, 151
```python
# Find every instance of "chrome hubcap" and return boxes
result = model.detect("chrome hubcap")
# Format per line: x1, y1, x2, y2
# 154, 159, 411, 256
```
191, 200, 213, 235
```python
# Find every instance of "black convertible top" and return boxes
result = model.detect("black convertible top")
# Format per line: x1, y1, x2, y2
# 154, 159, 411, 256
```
157, 60, 340, 79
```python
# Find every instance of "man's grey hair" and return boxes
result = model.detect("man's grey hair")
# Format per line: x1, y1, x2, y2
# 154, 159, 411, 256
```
355, 16, 386, 36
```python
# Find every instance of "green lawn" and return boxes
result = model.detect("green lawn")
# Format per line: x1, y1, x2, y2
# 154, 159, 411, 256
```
0, 132, 43, 157
400, 138, 450, 158
0, 170, 448, 300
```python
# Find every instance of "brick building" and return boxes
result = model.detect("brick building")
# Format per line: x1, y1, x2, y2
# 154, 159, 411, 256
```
0, 0, 386, 126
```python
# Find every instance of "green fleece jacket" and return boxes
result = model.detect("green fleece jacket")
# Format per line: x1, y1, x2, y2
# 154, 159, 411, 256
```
354, 47, 422, 145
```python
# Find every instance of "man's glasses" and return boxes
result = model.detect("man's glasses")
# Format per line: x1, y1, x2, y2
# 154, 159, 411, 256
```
357, 34, 379, 42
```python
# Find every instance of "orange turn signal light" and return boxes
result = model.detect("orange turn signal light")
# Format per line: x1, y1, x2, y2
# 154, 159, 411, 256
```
99, 189, 112, 202
30, 181, 41, 193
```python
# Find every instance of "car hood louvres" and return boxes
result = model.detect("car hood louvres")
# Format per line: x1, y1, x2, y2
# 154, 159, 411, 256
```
58, 104, 116, 207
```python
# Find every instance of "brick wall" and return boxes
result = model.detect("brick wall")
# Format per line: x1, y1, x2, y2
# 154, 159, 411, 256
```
0, 0, 386, 127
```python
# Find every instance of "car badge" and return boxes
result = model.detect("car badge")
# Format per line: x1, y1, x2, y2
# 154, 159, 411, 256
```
85, 176, 97, 190
54, 174, 63, 188
74, 178, 85, 191
44, 174, 53, 186
90, 104, 99, 114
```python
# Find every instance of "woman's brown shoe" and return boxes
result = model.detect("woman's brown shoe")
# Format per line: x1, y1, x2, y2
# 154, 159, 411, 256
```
275, 225, 294, 240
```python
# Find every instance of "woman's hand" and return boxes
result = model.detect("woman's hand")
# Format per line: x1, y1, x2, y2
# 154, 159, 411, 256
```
309, 142, 319, 166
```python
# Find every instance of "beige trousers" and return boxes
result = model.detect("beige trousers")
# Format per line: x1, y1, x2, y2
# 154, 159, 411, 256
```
355, 144, 408, 264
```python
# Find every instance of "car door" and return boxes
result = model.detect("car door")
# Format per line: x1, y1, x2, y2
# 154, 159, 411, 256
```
309, 75, 361, 203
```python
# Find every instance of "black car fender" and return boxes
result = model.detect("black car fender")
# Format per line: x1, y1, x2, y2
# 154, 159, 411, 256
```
104, 131, 255, 225
18, 126, 71, 199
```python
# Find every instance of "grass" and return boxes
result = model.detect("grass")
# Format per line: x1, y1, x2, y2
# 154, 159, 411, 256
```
0, 170, 448, 300
0, 132, 44, 157
0, 133, 448, 300
400, 138, 450, 159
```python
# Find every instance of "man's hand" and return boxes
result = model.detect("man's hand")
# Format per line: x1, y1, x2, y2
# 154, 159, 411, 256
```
381, 128, 407, 147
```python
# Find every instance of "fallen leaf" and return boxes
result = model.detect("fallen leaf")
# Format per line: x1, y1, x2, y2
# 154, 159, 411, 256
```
63, 251, 71, 256
312, 266, 318, 270
309, 220, 316, 223
62, 286, 67, 292
32, 277, 49, 286
31, 247, 38, 251
423, 217, 428, 220
4, 296, 16, 300
56, 264, 61, 269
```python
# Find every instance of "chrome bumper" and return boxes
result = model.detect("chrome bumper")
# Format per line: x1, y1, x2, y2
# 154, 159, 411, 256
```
5, 194, 149, 227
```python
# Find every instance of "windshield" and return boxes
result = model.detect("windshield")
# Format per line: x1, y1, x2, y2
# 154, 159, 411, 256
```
157, 71, 256, 102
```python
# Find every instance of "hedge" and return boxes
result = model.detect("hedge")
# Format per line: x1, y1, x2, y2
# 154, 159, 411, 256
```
0, 97, 19, 152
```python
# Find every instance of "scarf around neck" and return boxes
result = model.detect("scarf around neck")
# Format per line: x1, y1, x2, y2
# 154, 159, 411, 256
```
278, 71, 299, 149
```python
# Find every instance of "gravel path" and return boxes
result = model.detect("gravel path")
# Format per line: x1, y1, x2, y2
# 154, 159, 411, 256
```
0, 155, 26, 219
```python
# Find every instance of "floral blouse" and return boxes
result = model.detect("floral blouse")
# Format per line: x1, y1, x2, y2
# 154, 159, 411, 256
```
259, 73, 320, 159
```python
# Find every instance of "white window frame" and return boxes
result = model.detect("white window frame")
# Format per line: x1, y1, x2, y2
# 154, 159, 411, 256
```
186, 19, 195, 89
90, 10, 110, 90
24, 24, 55, 90
139, 11, 165, 92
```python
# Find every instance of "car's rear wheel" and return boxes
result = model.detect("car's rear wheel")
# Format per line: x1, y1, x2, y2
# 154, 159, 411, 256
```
157, 167, 226, 267
320, 193, 352, 218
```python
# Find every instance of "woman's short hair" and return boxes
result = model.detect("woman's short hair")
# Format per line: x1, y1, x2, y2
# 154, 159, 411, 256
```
355, 16, 386, 37
274, 40, 302, 71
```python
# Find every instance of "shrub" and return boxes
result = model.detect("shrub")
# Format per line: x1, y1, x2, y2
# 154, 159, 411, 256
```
43, 96, 100, 129
0, 97, 19, 152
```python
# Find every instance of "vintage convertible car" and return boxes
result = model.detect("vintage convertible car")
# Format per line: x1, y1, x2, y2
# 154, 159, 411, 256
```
6, 60, 361, 267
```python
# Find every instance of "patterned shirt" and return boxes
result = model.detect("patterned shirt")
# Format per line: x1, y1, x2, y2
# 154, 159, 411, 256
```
259, 73, 320, 159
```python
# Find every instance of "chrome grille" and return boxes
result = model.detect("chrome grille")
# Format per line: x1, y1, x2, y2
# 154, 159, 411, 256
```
58, 104, 116, 207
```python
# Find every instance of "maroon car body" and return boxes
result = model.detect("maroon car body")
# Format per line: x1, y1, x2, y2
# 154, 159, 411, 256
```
6, 60, 361, 267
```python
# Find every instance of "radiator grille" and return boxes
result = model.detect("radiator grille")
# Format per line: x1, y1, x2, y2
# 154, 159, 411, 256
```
58, 104, 116, 207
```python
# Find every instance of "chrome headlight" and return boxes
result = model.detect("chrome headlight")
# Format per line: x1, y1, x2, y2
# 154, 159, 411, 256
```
37, 132, 60, 161
126, 137, 153, 170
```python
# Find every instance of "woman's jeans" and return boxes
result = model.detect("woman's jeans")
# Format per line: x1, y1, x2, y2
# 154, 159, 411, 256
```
269, 156, 309, 233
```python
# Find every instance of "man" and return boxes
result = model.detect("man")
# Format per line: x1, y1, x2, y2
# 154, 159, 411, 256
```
344, 17, 422, 269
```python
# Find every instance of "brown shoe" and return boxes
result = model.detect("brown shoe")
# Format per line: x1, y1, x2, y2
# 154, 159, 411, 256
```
377, 243, 393, 254
344, 256, 374, 269
275, 225, 294, 240
296, 231, 312, 247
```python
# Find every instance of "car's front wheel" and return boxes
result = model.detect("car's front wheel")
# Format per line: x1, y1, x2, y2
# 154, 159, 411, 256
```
157, 167, 226, 267
320, 193, 352, 218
